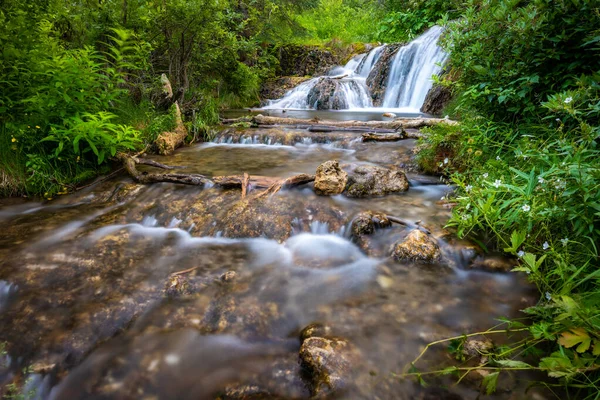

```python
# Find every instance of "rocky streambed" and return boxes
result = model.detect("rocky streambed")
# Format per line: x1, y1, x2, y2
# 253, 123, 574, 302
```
0, 120, 543, 399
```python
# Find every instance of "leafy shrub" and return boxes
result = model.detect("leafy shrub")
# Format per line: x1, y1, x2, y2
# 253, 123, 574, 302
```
440, 0, 600, 123
417, 78, 600, 396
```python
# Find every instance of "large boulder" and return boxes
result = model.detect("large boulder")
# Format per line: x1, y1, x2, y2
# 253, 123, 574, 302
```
306, 78, 367, 110
343, 164, 409, 198
299, 336, 360, 397
420, 83, 453, 116
392, 230, 441, 263
314, 160, 348, 196
366, 44, 402, 106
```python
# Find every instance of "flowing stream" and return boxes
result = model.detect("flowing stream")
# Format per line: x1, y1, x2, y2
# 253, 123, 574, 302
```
264, 27, 448, 112
0, 122, 542, 399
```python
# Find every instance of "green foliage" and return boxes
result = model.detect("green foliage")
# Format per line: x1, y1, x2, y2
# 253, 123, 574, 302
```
440, 0, 600, 123
414, 0, 600, 396
376, 0, 461, 43
295, 0, 382, 43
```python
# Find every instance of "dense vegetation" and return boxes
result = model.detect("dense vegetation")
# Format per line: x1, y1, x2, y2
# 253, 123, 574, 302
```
0, 0, 448, 198
1, 0, 598, 397
416, 0, 600, 396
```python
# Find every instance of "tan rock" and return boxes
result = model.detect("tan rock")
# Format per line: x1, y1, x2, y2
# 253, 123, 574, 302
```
314, 160, 348, 196
393, 230, 441, 263
299, 336, 359, 397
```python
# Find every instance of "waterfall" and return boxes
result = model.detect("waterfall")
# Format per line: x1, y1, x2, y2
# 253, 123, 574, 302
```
381, 26, 447, 109
262, 26, 447, 112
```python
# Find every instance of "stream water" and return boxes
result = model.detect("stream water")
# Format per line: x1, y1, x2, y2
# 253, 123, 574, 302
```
0, 122, 545, 399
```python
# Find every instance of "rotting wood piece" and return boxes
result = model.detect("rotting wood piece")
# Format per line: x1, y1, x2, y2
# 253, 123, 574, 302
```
119, 154, 315, 192
362, 132, 406, 142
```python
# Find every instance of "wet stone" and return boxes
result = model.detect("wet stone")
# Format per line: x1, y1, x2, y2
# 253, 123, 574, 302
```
343, 164, 409, 197
314, 160, 348, 196
163, 275, 194, 298
300, 323, 332, 342
470, 255, 516, 273
350, 211, 391, 238
299, 336, 360, 398
392, 230, 441, 263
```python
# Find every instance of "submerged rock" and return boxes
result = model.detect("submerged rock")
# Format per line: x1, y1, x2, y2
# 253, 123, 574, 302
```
350, 211, 391, 238
300, 323, 332, 342
314, 160, 348, 196
163, 275, 193, 298
392, 230, 441, 263
299, 336, 359, 397
306, 78, 368, 110
343, 164, 409, 197
469, 256, 516, 273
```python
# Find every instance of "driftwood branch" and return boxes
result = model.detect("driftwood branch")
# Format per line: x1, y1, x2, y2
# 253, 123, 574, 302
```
118, 154, 315, 196
255, 174, 315, 198
132, 157, 175, 170
241, 172, 249, 198
119, 154, 210, 186
387, 216, 431, 234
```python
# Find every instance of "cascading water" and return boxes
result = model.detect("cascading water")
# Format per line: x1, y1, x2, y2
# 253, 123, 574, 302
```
381, 26, 447, 109
263, 26, 447, 112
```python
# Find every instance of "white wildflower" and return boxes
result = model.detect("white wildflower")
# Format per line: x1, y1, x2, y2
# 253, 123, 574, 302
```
444, 158, 449, 165
543, 241, 550, 250
517, 250, 525, 258
465, 185, 473, 192
538, 176, 544, 184
560, 238, 569, 246
545, 292, 552, 300
564, 97, 573, 104
461, 214, 469, 221
483, 173, 489, 179
522, 204, 531, 212
493, 179, 502, 188
496, 156, 501, 161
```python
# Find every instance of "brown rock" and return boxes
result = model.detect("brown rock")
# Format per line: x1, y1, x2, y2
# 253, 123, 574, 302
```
299, 337, 359, 397
392, 230, 441, 263
300, 323, 332, 342
420, 83, 453, 116
343, 164, 409, 197
350, 211, 391, 238
469, 256, 516, 273
314, 161, 348, 196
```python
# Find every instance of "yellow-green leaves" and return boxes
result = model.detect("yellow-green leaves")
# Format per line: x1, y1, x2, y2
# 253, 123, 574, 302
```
558, 328, 591, 353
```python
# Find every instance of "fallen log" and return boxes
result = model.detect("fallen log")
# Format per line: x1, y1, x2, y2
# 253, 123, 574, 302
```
118, 154, 315, 192
362, 132, 406, 142
241, 172, 249, 198
307, 125, 398, 134
251, 114, 458, 130
255, 174, 315, 198
119, 154, 210, 186
213, 175, 280, 189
